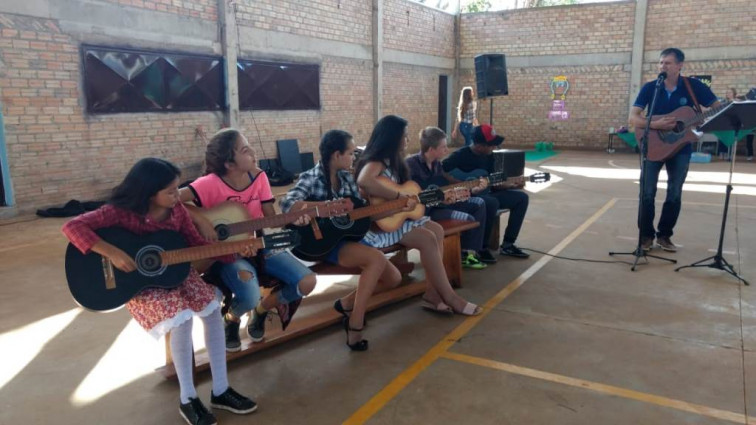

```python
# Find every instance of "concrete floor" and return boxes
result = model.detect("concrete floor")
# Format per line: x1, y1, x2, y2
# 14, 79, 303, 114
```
1, 151, 755, 425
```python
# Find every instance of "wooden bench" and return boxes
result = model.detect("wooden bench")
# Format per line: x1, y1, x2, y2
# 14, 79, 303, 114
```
158, 219, 478, 378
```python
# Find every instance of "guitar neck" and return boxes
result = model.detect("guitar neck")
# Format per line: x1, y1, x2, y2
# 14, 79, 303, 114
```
683, 101, 731, 129
225, 206, 317, 235
349, 198, 408, 220
444, 175, 519, 190
160, 238, 264, 266
441, 179, 480, 192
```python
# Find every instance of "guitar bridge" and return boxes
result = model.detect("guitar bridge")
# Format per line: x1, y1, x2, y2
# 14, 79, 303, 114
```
101, 257, 116, 290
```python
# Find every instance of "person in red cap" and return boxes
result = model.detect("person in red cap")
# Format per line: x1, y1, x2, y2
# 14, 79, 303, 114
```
441, 124, 530, 259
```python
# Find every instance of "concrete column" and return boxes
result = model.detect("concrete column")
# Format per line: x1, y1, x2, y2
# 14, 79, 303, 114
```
628, 0, 648, 111
219, 0, 239, 128
372, 0, 383, 123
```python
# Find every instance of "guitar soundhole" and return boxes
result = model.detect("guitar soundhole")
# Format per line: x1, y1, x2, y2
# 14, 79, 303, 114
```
330, 216, 354, 230
135, 245, 166, 276
215, 224, 230, 241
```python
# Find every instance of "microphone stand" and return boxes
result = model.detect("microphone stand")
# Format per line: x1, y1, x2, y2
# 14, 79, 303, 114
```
609, 73, 676, 270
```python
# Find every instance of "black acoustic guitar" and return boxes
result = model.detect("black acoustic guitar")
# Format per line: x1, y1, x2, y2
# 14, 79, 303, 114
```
65, 228, 299, 312
289, 187, 445, 261
419, 171, 507, 191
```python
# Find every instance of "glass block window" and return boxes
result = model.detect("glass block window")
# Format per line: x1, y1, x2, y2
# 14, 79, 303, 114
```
83, 45, 224, 113
238, 60, 320, 110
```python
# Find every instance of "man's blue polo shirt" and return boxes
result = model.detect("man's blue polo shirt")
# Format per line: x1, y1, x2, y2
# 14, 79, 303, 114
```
633, 76, 717, 156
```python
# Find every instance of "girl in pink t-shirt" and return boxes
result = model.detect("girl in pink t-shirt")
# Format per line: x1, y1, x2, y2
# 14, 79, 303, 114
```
180, 129, 316, 352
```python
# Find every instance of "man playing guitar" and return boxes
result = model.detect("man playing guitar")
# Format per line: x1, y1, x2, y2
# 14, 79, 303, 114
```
629, 48, 719, 252
441, 124, 531, 259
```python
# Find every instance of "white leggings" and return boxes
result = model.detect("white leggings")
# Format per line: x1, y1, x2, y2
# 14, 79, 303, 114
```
170, 308, 229, 403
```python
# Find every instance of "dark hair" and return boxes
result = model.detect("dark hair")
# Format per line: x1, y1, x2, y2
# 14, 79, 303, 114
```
319, 129, 353, 198
660, 48, 685, 63
110, 158, 181, 215
419, 126, 447, 153
355, 115, 410, 184
205, 128, 242, 176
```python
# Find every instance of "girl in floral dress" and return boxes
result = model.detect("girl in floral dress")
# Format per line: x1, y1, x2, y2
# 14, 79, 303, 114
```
62, 158, 257, 425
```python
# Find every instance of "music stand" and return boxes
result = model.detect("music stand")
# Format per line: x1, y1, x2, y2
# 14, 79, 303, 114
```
609, 76, 676, 270
675, 101, 756, 285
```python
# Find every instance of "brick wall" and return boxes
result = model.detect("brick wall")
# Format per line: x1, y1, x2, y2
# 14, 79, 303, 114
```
461, 2, 635, 57
101, 0, 217, 21
384, 0, 455, 58
2, 0, 755, 214
235, 0, 372, 46
0, 13, 222, 210
459, 2, 635, 148
383, 63, 447, 154
461, 66, 631, 149
643, 0, 756, 104
320, 57, 375, 146
645, 0, 755, 51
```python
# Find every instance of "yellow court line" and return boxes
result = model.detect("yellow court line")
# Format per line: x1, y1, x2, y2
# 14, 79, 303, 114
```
441, 351, 749, 424
343, 198, 618, 425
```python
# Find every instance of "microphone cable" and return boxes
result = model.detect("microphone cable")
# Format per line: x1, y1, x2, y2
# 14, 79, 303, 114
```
519, 247, 637, 266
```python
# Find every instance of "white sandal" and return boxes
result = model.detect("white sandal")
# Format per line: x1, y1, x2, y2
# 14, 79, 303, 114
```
420, 298, 454, 315
459, 302, 482, 316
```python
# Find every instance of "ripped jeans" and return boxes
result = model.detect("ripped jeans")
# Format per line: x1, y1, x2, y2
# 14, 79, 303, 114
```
218, 258, 261, 318
219, 250, 313, 318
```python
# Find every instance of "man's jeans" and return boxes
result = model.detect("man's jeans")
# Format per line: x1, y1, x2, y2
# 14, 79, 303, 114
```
639, 150, 691, 239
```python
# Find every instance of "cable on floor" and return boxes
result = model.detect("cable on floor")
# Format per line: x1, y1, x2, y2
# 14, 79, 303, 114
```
519, 247, 637, 266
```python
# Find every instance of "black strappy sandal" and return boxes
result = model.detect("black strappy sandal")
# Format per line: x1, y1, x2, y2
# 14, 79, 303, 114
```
334, 299, 367, 326
342, 317, 368, 352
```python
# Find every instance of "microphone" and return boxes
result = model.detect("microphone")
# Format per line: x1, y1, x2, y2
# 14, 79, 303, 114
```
656, 72, 667, 83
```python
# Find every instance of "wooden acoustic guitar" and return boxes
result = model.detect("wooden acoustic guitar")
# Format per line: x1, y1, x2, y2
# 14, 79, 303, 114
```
200, 198, 352, 241
637, 101, 731, 161
65, 228, 299, 312
290, 188, 445, 261
370, 177, 448, 232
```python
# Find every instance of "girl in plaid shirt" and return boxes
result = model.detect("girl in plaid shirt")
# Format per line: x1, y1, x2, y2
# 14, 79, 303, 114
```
451, 86, 478, 146
281, 130, 403, 351
356, 115, 482, 317
62, 158, 257, 425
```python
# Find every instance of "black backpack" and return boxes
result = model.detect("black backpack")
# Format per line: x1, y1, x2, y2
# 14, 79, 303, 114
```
265, 164, 295, 186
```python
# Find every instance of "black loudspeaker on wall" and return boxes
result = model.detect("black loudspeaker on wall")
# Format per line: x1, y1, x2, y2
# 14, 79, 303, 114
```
474, 54, 508, 99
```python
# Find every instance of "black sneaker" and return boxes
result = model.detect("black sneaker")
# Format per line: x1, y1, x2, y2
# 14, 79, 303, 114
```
224, 318, 241, 352
477, 249, 497, 264
179, 398, 217, 425
247, 310, 268, 343
210, 386, 258, 414
499, 244, 530, 258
